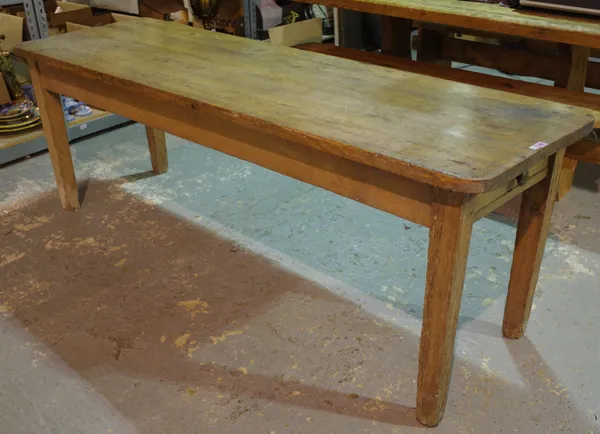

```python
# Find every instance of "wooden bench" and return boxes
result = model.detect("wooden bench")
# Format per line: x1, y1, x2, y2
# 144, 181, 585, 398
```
297, 43, 600, 199
14, 19, 594, 427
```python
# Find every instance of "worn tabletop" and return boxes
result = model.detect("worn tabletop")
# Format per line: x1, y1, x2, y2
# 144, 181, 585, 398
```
14, 19, 594, 192
293, 0, 600, 48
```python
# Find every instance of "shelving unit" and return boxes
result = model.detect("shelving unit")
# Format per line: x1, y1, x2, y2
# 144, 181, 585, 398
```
0, 109, 129, 164
0, 0, 130, 165
243, 0, 258, 39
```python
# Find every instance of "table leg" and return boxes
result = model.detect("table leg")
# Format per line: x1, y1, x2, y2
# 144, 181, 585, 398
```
502, 150, 565, 339
29, 63, 79, 211
416, 26, 452, 67
417, 190, 474, 427
555, 45, 590, 200
380, 17, 412, 58
146, 127, 168, 174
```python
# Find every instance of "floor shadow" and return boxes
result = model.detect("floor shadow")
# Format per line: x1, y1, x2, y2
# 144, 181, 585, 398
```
572, 161, 600, 194
119, 170, 159, 183
78, 179, 90, 205
0, 179, 595, 433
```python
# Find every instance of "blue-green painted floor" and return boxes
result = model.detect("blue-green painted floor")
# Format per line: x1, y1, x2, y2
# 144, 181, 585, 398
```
0, 122, 599, 433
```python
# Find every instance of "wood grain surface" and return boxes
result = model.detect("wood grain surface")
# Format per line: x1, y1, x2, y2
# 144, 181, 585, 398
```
297, 43, 600, 128
439, 37, 600, 88
417, 189, 474, 426
293, 0, 600, 48
146, 127, 168, 174
29, 63, 79, 211
503, 150, 565, 339
554, 45, 591, 199
14, 19, 593, 193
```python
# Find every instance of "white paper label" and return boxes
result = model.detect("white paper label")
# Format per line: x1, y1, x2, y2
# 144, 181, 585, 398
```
529, 142, 548, 150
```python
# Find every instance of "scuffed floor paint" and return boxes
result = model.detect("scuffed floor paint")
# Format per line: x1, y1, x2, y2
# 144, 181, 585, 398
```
0, 123, 599, 434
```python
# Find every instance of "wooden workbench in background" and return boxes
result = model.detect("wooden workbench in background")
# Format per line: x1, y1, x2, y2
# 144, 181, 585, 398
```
294, 0, 600, 198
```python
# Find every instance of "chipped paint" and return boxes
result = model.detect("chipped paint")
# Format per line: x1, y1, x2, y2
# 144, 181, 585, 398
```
210, 329, 244, 344
174, 332, 191, 348
107, 244, 127, 252
74, 237, 98, 247
185, 387, 198, 396
1, 125, 599, 433
187, 346, 199, 359
362, 396, 388, 413
481, 297, 494, 307
565, 255, 595, 276
13, 215, 50, 231
0, 252, 25, 267
177, 299, 209, 317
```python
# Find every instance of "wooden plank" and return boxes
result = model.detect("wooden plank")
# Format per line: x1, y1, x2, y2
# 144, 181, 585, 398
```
417, 26, 451, 66
145, 127, 168, 174
13, 20, 593, 194
555, 45, 591, 200
36, 61, 434, 225
442, 36, 559, 80
473, 166, 548, 221
298, 42, 600, 170
566, 46, 590, 91
472, 159, 547, 212
380, 16, 412, 58
503, 150, 565, 339
29, 62, 79, 211
0, 107, 111, 150
296, 43, 600, 128
417, 189, 474, 427
291, 0, 600, 48
566, 139, 600, 164
556, 155, 578, 200
438, 37, 600, 90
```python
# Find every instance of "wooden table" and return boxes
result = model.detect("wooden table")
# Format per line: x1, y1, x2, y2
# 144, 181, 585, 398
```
303, 0, 600, 45
14, 19, 594, 427
294, 0, 600, 198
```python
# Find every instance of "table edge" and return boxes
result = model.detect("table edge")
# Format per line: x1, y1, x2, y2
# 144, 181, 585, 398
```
13, 45, 596, 194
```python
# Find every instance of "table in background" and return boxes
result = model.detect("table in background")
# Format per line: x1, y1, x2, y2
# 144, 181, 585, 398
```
295, 0, 600, 198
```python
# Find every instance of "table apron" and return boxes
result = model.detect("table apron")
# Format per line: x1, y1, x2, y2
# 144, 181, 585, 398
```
34, 59, 552, 228
36, 59, 439, 227
293, 0, 600, 48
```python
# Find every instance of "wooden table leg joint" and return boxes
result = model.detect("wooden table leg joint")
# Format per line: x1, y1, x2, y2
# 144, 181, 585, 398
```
146, 127, 168, 174
502, 150, 565, 339
555, 45, 591, 200
30, 61, 80, 211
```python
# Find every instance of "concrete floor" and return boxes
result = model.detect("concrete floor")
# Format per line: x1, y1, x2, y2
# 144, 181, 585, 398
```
0, 123, 599, 434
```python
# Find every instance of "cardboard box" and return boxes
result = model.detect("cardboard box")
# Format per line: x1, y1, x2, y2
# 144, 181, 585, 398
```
0, 13, 24, 52
268, 18, 322, 47
3, 1, 93, 29
192, 0, 243, 35
49, 1, 93, 28
66, 12, 136, 32
139, 0, 187, 21
90, 0, 139, 15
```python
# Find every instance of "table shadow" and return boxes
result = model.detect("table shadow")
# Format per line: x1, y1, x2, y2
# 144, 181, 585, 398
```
0, 179, 595, 432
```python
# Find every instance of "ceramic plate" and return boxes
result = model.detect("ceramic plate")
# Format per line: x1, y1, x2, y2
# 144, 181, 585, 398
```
0, 108, 38, 125
0, 119, 42, 133
0, 100, 35, 121
0, 109, 40, 130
